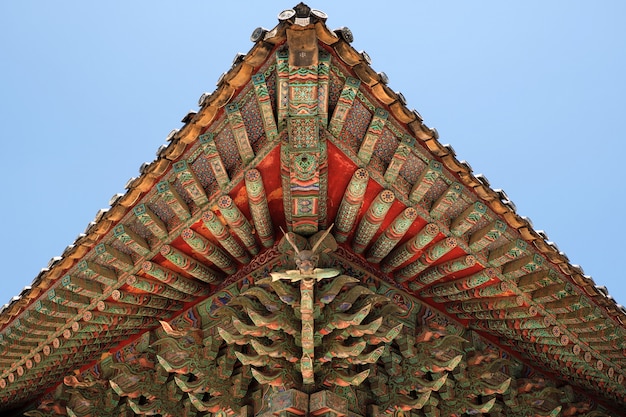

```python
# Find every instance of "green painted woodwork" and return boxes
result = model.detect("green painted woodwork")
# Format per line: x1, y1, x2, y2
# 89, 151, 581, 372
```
358, 108, 388, 164
328, 77, 361, 138
133, 203, 169, 239
201, 209, 250, 264
469, 219, 507, 252
141, 260, 211, 296
125, 274, 194, 302
157, 180, 191, 221
394, 237, 458, 283
95, 243, 134, 272
173, 160, 209, 208
252, 74, 279, 142
217, 195, 259, 255
366, 207, 417, 263
429, 181, 463, 220
160, 244, 222, 283
3, 6, 624, 416
383, 136, 413, 184
409, 160, 443, 204
113, 224, 151, 257
244, 169, 274, 248
381, 222, 439, 273
199, 132, 230, 189
352, 189, 395, 254
317, 50, 331, 127
488, 239, 528, 267
409, 254, 477, 291
226, 102, 256, 165
335, 168, 369, 243
450, 201, 488, 237
181, 228, 237, 274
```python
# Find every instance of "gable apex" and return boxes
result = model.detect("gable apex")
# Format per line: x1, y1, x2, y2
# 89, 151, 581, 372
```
1, 5, 625, 416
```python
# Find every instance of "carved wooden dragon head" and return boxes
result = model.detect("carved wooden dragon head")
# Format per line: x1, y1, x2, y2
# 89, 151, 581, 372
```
282, 225, 334, 275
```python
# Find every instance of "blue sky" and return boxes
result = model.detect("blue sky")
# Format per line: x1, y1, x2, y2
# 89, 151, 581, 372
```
1, 1, 625, 308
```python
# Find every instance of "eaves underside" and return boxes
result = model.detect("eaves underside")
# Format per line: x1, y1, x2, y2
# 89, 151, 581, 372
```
0, 7, 625, 414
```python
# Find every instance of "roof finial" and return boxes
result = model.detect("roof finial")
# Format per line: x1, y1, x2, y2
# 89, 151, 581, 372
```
278, 4, 327, 26
293, 3, 311, 18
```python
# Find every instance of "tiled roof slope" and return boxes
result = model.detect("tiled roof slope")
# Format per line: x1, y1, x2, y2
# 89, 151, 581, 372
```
1, 3, 625, 414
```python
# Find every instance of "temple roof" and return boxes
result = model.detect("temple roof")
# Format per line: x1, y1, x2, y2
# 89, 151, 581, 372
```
1, 3, 625, 415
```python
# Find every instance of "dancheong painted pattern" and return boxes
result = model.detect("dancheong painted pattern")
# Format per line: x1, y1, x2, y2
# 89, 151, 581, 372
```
0, 3, 625, 417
